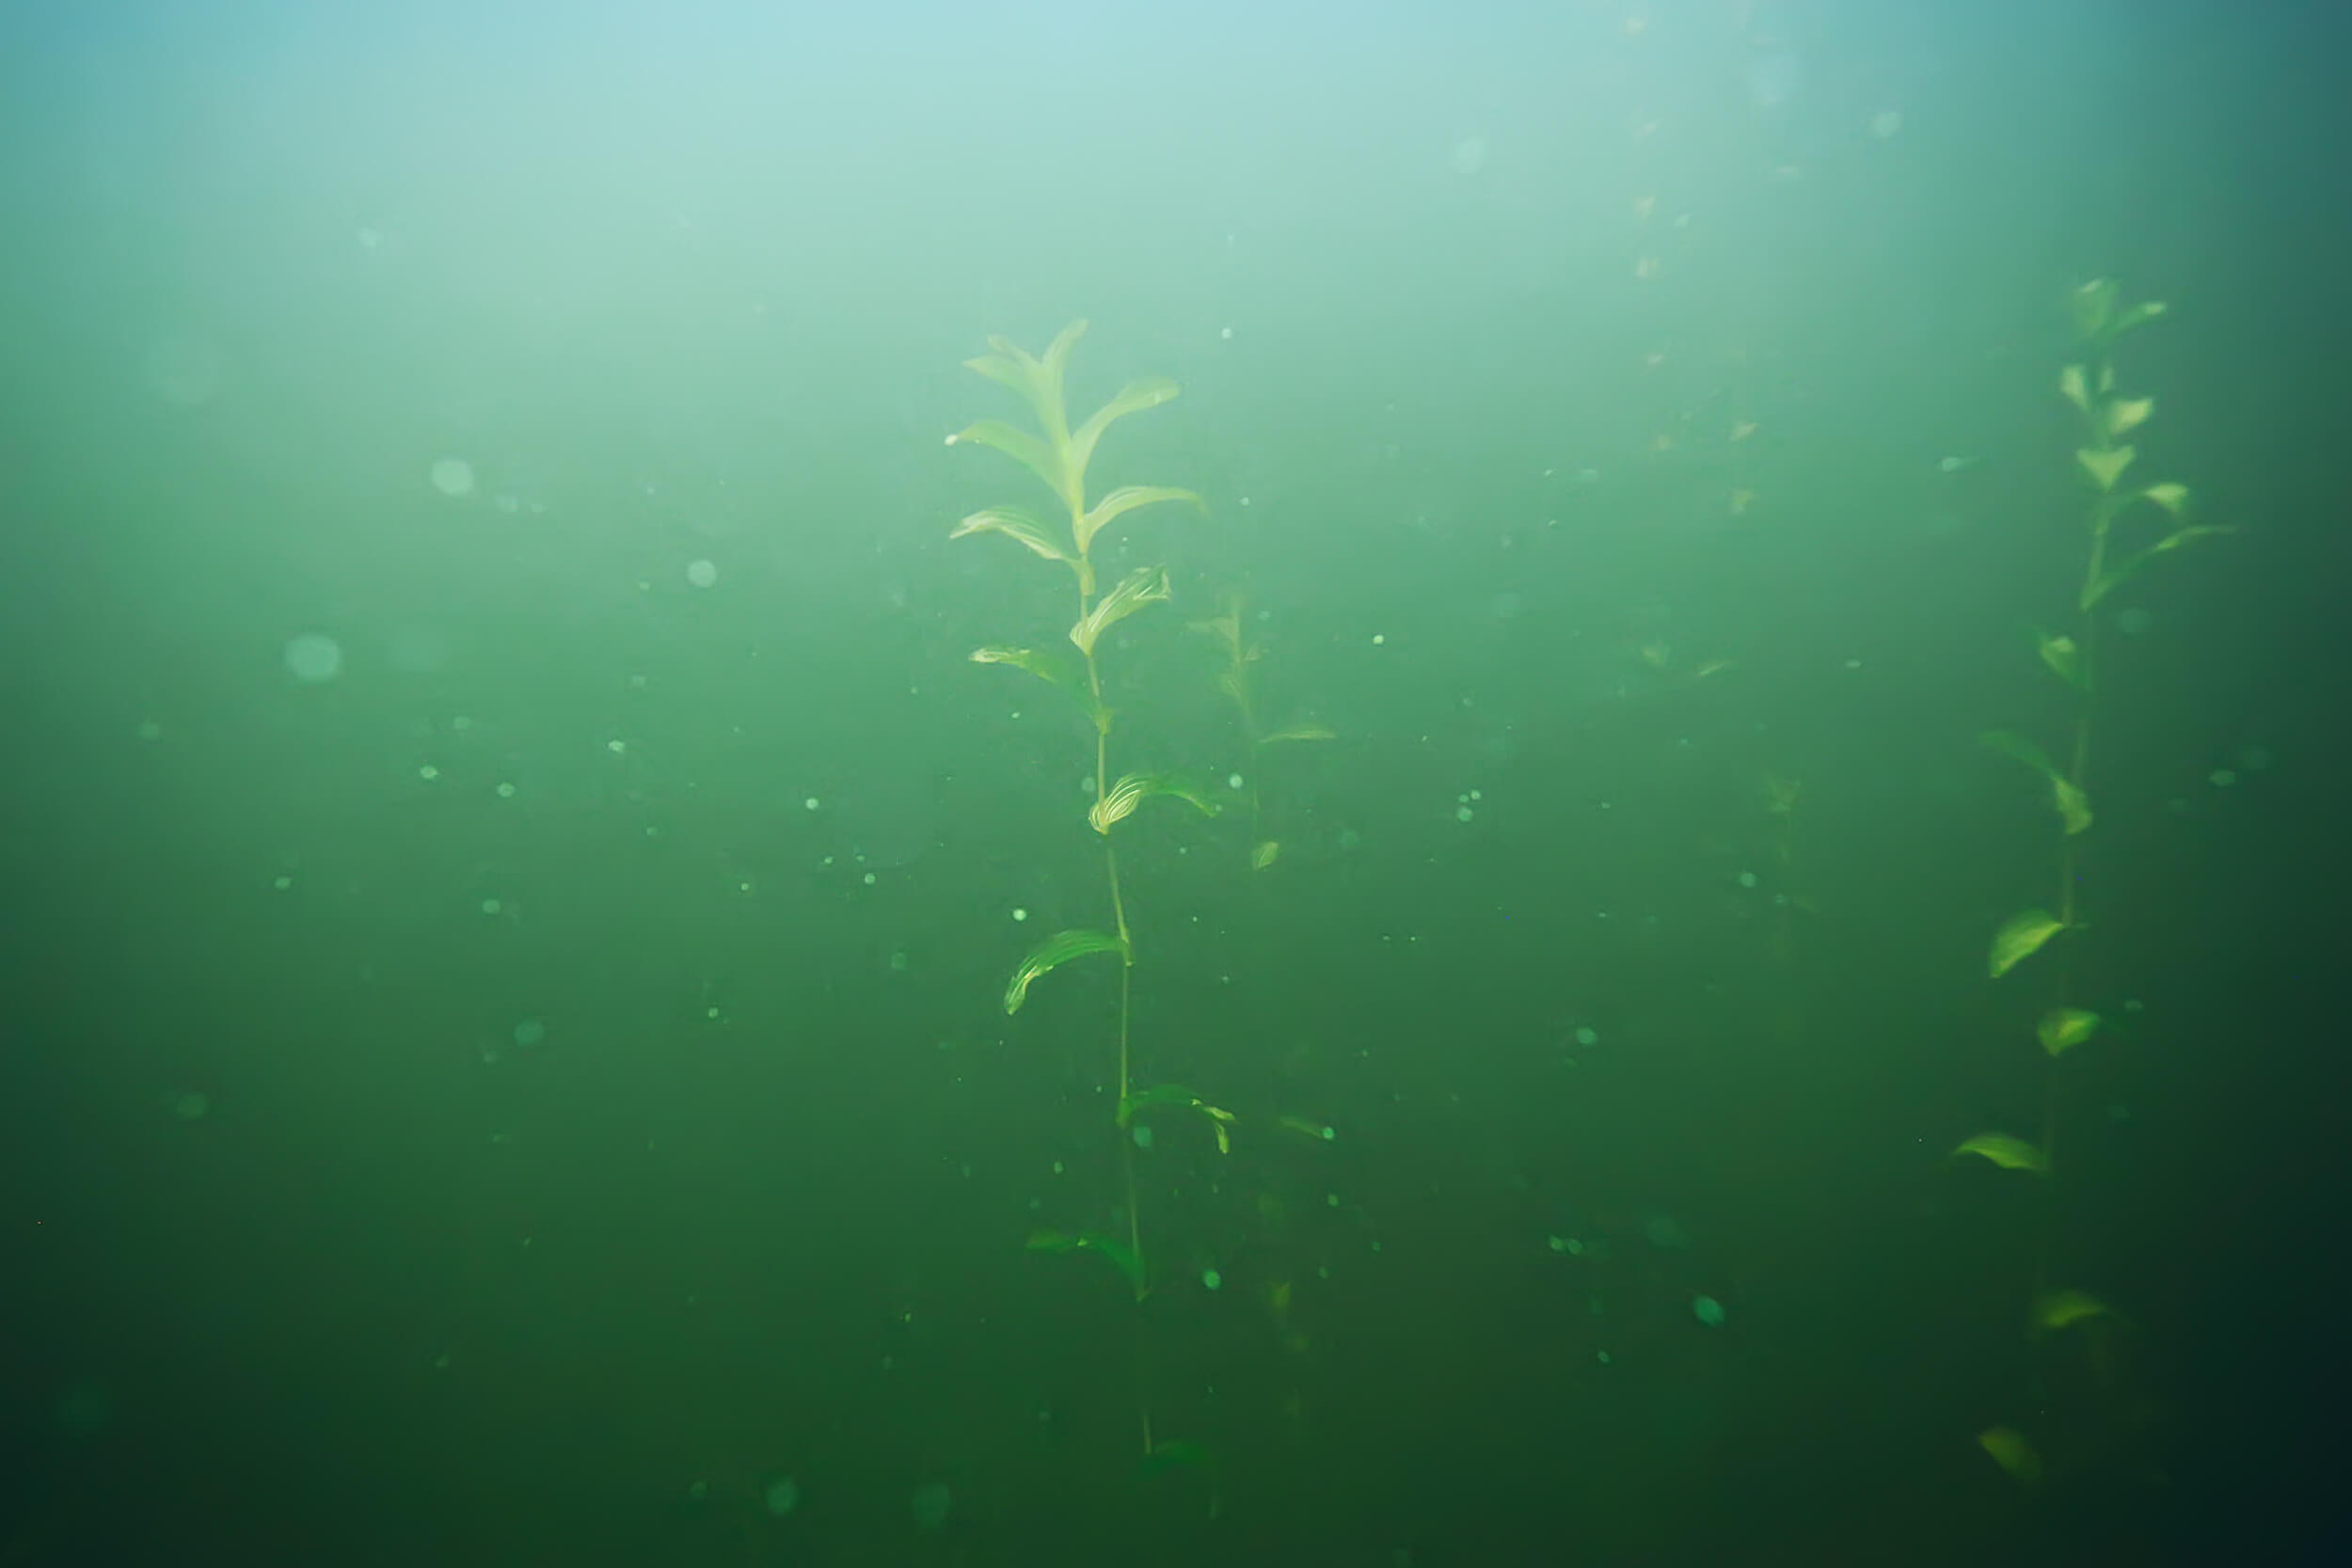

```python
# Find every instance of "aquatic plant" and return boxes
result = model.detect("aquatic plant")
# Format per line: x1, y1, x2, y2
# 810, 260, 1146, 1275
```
1192, 589, 1335, 872
1956, 278, 2224, 1484
946, 321, 1216, 1455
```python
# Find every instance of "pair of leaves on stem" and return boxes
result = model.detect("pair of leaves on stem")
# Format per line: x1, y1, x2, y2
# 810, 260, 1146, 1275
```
1980, 731, 2092, 837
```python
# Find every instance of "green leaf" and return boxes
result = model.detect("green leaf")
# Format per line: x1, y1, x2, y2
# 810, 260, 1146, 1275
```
1980, 734, 2090, 835
1952, 1132, 2048, 1174
1250, 840, 1281, 871
1025, 1228, 1145, 1295
2068, 278, 2120, 341
1141, 1439, 1213, 1477
2139, 481, 2191, 515
1070, 566, 1171, 657
949, 505, 1073, 566
1117, 1084, 1237, 1153
948, 419, 1069, 508
2033, 1288, 2112, 1332
2106, 298, 2168, 341
1979, 1425, 2044, 1485
2103, 395, 2154, 439
2035, 632, 2091, 693
1076, 484, 1201, 556
1259, 720, 1338, 744
1004, 928, 1127, 1014
2076, 445, 2136, 492
2058, 363, 2091, 414
1066, 378, 1182, 499
2037, 1007, 2102, 1056
1277, 1115, 1337, 1143
968, 645, 1104, 728
2081, 524, 2235, 610
1089, 771, 1221, 834
2051, 776, 2092, 836
1988, 909, 2067, 978
1979, 729, 2060, 779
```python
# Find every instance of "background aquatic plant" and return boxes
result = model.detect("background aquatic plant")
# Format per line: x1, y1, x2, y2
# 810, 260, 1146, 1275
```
1958, 279, 2225, 1486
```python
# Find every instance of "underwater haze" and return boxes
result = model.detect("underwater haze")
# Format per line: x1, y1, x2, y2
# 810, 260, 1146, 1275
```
2, 0, 2345, 1563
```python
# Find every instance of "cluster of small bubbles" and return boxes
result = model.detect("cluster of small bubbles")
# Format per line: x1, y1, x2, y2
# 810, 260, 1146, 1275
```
1455, 786, 1484, 823
1547, 1234, 1585, 1255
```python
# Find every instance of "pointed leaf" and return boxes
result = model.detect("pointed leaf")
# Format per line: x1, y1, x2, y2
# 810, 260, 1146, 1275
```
1953, 1132, 2048, 1174
1989, 909, 2067, 978
1260, 720, 1338, 744
2139, 481, 2190, 515
949, 505, 1073, 565
968, 645, 1104, 727
2036, 632, 2091, 693
948, 419, 1070, 507
1066, 377, 1182, 493
2103, 395, 2154, 439
2076, 445, 2137, 492
1070, 566, 1171, 657
2068, 278, 2119, 341
2058, 363, 2091, 414
2051, 775, 2092, 836
1025, 1228, 1144, 1295
1004, 928, 1128, 1014
1250, 839, 1281, 871
1979, 1426, 2044, 1485
2033, 1288, 2112, 1332
1089, 771, 1221, 834
1077, 484, 1202, 556
2106, 299, 2168, 340
2081, 524, 2235, 610
2037, 1007, 2102, 1056
1118, 1084, 1236, 1154
1980, 729, 2060, 780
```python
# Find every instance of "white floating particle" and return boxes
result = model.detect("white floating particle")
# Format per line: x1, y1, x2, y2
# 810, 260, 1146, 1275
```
685, 558, 718, 588
1219, 325, 1233, 340
1372, 633, 1386, 645
283, 634, 344, 683
607, 739, 627, 754
1201, 1267, 1222, 1291
495, 782, 516, 799
513, 1017, 547, 1047
803, 797, 820, 811
1737, 871, 1757, 889
1228, 772, 1245, 790
272, 876, 293, 891
1573, 1026, 1598, 1047
481, 898, 501, 915
1869, 109, 1902, 139
429, 457, 476, 497
419, 765, 440, 781
1011, 907, 1028, 922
